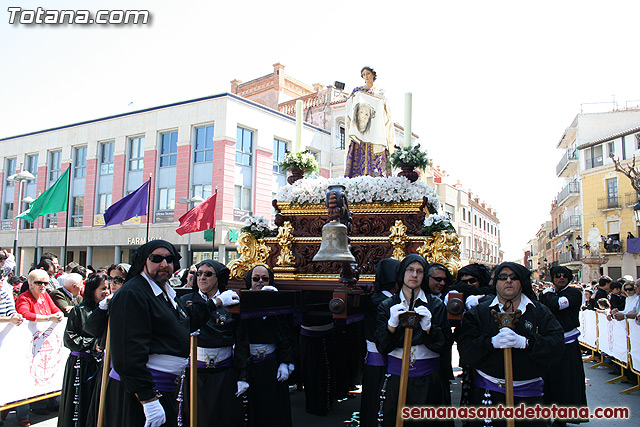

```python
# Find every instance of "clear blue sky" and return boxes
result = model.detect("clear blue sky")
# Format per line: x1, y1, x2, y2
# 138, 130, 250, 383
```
2, 0, 640, 261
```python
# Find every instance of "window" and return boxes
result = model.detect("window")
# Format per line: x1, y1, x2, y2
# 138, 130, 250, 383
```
606, 178, 618, 208
192, 184, 212, 200
236, 127, 252, 166
100, 141, 114, 175
160, 131, 178, 167
607, 141, 615, 157
338, 125, 345, 150
129, 136, 145, 171
74, 146, 87, 178
5, 158, 16, 186
71, 196, 83, 227
158, 187, 175, 211
445, 204, 455, 221
3, 203, 13, 220
194, 126, 214, 163
636, 134, 640, 150
235, 127, 253, 211
49, 150, 61, 181
273, 138, 287, 174
585, 144, 603, 169
97, 193, 112, 214
25, 154, 38, 176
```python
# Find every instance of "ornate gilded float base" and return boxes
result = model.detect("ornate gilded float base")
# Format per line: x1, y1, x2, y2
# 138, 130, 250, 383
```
228, 232, 271, 280
416, 231, 462, 277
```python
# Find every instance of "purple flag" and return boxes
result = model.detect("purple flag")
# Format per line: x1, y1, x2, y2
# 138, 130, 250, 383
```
103, 180, 150, 227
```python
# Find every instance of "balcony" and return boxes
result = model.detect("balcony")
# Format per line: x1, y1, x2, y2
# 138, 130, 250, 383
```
559, 251, 581, 265
597, 197, 622, 210
556, 149, 578, 177
557, 215, 581, 236
624, 192, 639, 207
556, 181, 580, 206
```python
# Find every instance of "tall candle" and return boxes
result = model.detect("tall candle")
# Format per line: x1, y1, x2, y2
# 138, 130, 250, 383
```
296, 100, 303, 152
404, 92, 412, 148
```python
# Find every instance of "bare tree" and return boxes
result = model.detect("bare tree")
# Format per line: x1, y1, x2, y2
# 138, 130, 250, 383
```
610, 153, 640, 195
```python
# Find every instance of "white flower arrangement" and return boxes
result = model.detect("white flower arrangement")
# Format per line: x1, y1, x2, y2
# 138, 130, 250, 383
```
279, 151, 319, 174
241, 215, 271, 239
274, 176, 440, 211
423, 214, 456, 235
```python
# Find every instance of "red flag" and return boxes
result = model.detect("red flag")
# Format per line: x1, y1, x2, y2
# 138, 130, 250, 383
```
175, 193, 217, 235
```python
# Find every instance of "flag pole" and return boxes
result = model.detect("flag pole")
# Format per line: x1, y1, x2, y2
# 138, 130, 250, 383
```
63, 165, 72, 266
146, 175, 152, 243
213, 188, 217, 258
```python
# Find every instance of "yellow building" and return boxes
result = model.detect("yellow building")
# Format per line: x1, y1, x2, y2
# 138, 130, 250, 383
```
578, 124, 640, 280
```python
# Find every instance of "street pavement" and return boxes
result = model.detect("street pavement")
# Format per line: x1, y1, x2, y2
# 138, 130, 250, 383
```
3, 345, 637, 426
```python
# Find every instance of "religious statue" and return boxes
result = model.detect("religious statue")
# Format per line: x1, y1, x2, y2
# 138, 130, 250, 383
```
344, 66, 395, 177
587, 226, 601, 256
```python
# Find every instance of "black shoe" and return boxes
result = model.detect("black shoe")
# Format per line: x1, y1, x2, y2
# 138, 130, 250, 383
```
31, 408, 49, 416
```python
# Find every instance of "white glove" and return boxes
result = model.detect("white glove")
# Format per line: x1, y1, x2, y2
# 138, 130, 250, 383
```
98, 293, 113, 311
236, 380, 249, 397
260, 285, 278, 292
287, 363, 295, 375
388, 303, 407, 328
491, 327, 527, 349
465, 295, 483, 310
414, 305, 432, 332
277, 363, 290, 382
142, 399, 166, 427
218, 290, 240, 307
542, 287, 555, 294
499, 327, 528, 349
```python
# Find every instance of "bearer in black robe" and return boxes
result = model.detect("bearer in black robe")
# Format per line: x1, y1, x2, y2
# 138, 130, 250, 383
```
457, 262, 564, 427
178, 259, 249, 427
242, 265, 293, 427
359, 258, 398, 427
103, 240, 235, 427
58, 272, 109, 427
539, 266, 588, 426
375, 254, 449, 426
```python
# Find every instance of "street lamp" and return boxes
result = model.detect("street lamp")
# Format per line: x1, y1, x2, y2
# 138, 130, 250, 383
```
7, 168, 36, 274
178, 195, 205, 266
23, 196, 39, 268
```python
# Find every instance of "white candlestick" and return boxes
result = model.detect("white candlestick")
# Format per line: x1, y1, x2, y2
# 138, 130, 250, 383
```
404, 92, 412, 148
296, 100, 303, 152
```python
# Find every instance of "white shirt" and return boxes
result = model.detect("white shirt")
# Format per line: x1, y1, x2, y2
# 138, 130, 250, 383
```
142, 271, 178, 309
490, 294, 534, 315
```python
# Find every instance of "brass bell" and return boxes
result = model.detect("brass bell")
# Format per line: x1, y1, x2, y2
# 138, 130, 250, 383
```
312, 220, 356, 262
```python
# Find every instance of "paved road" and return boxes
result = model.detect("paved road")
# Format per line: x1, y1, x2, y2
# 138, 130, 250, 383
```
3, 346, 637, 426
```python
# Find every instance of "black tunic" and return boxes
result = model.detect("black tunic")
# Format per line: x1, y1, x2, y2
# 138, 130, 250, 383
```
104, 275, 211, 427
58, 303, 99, 427
245, 314, 293, 427
539, 286, 588, 420
375, 293, 449, 426
360, 291, 392, 427
457, 298, 564, 427
178, 291, 249, 427
82, 307, 108, 427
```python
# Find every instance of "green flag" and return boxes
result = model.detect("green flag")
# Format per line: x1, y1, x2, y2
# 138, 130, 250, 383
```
16, 167, 70, 222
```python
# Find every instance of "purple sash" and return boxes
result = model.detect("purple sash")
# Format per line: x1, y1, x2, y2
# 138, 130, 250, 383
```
251, 351, 276, 364
387, 356, 439, 377
564, 330, 580, 344
300, 327, 333, 338
474, 372, 544, 397
109, 367, 178, 393
193, 355, 233, 369
70, 351, 91, 359
365, 350, 387, 367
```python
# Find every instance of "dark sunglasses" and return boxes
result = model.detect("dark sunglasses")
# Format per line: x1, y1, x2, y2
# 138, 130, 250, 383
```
624, 287, 634, 292
33, 281, 49, 286
196, 271, 215, 278
553, 273, 569, 279
188, 270, 197, 275
252, 276, 269, 282
148, 254, 175, 264
496, 273, 519, 281
461, 278, 478, 285
430, 276, 446, 282
111, 277, 124, 284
